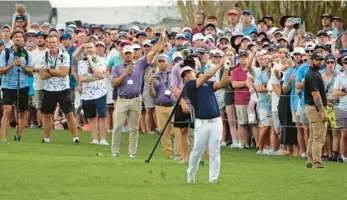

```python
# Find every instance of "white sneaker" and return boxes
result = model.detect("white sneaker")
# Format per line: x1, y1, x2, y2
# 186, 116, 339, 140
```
129, 154, 136, 158
237, 141, 244, 149
263, 149, 269, 154
229, 143, 238, 148
342, 155, 347, 163
73, 137, 80, 143
221, 142, 226, 147
256, 150, 265, 155
99, 139, 109, 146
90, 140, 99, 145
301, 152, 307, 158
186, 171, 195, 184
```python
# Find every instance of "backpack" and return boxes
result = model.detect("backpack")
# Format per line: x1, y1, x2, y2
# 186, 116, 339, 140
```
5, 47, 29, 66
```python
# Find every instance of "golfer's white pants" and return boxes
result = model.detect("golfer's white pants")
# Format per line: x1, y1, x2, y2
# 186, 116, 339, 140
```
187, 117, 222, 182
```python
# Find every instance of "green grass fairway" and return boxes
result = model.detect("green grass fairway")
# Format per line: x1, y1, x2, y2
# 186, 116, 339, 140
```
0, 129, 346, 200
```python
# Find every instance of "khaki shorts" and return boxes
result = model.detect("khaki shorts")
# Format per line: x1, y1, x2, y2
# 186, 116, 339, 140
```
235, 105, 248, 125
33, 90, 44, 109
259, 109, 271, 127
292, 111, 300, 123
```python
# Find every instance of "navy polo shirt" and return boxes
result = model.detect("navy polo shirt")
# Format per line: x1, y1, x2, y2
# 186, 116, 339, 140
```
184, 80, 220, 119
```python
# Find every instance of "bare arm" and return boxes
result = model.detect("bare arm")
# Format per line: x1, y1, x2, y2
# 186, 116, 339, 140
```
79, 75, 103, 83
47, 66, 69, 77
311, 91, 325, 112
213, 67, 229, 90
149, 83, 156, 98
72, 44, 84, 63
196, 58, 225, 88
232, 81, 246, 88
0, 63, 15, 74
272, 83, 281, 96
146, 29, 165, 64
255, 85, 268, 93
39, 69, 52, 80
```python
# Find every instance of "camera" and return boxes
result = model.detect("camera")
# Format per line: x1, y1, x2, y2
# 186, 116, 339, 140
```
82, 56, 88, 61
14, 46, 25, 57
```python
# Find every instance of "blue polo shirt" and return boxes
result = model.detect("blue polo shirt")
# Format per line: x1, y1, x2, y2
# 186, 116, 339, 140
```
255, 70, 270, 110
295, 62, 310, 105
283, 66, 299, 111
0, 48, 33, 89
185, 80, 220, 119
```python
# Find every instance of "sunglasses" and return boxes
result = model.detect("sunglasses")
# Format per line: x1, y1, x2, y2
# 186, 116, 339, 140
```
305, 50, 314, 53
343, 61, 347, 65
158, 60, 166, 63
213, 56, 223, 58
326, 61, 335, 64
130, 31, 137, 35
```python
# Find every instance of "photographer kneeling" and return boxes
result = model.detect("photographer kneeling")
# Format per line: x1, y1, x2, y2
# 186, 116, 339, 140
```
0, 30, 33, 141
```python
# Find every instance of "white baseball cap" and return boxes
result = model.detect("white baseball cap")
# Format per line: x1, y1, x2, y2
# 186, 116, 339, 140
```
173, 51, 183, 61
192, 33, 204, 42
180, 66, 194, 78
123, 46, 134, 54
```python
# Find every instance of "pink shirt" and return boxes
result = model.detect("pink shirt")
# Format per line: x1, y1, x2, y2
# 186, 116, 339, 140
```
231, 65, 250, 105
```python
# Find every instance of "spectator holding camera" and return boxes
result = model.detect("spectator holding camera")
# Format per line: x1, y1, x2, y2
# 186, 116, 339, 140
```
110, 28, 165, 158
149, 54, 181, 159
0, 30, 33, 141
39, 35, 79, 143
78, 41, 108, 145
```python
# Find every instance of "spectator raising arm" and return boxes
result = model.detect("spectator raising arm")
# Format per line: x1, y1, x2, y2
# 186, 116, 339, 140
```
146, 28, 166, 64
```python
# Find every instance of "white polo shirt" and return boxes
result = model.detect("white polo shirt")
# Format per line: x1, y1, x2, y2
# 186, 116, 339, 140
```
77, 55, 107, 100
40, 49, 70, 92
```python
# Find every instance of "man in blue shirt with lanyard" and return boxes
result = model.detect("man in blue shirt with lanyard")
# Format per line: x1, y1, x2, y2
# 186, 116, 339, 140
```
181, 55, 229, 184
0, 30, 33, 141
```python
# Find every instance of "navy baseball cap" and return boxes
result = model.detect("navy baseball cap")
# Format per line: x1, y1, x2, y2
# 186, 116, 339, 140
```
339, 48, 347, 54
239, 51, 249, 57
242, 10, 252, 15
60, 32, 72, 40
135, 31, 147, 38
15, 15, 27, 22
325, 54, 336, 61
311, 52, 324, 60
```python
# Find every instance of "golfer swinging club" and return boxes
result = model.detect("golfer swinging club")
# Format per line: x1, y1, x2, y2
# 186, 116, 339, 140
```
181, 54, 229, 184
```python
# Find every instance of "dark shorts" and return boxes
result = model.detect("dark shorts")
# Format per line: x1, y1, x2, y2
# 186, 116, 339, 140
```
1, 87, 29, 112
173, 104, 195, 129
42, 89, 73, 114
82, 95, 107, 119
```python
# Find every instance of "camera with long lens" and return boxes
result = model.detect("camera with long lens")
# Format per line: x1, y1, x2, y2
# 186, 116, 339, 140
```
180, 48, 197, 68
